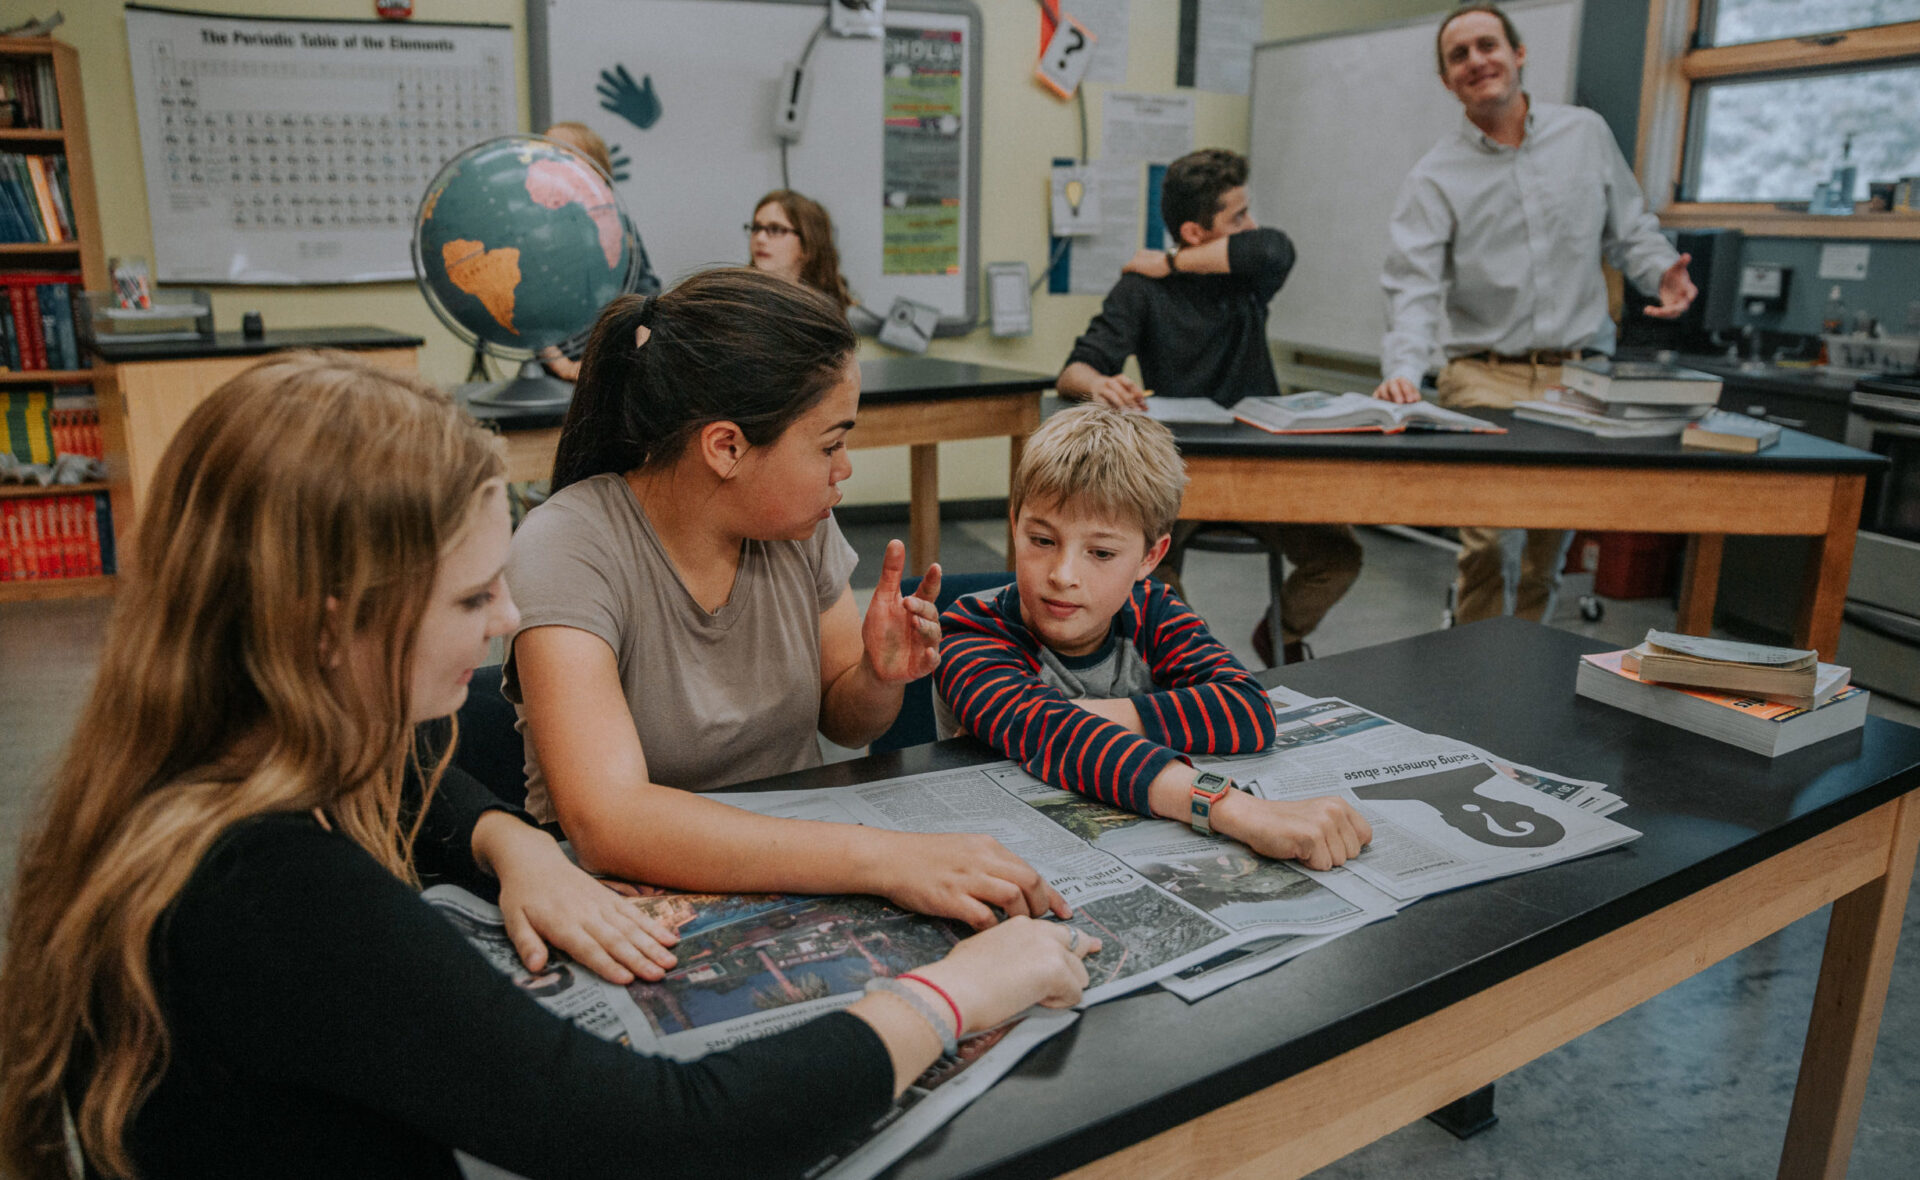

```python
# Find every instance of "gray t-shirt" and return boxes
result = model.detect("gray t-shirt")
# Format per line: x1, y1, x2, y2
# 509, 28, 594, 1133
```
933, 591, 1157, 740
502, 472, 858, 821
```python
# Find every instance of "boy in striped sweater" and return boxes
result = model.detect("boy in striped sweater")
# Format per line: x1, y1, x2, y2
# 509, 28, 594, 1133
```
934, 406, 1370, 870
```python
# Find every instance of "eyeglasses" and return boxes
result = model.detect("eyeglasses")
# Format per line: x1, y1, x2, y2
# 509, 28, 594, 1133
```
744, 221, 798, 240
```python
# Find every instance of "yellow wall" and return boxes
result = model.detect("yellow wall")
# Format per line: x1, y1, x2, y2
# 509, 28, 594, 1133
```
63, 0, 1452, 507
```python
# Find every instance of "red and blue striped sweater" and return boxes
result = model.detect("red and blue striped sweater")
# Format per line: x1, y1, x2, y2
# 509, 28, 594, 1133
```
933, 579, 1276, 816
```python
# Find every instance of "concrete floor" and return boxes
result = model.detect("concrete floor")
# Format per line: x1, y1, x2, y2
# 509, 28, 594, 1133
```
3, 520, 1917, 1176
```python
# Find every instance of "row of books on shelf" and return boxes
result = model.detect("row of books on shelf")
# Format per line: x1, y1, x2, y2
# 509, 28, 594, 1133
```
0, 493, 114, 582
0, 273, 84, 371
0, 151, 78, 244
2, 387, 99, 463
0, 56, 62, 130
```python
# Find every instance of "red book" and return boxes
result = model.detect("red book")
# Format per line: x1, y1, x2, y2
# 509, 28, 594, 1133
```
5, 282, 41, 370
82, 494, 101, 575
0, 502, 16, 581
58, 495, 76, 577
23, 499, 45, 579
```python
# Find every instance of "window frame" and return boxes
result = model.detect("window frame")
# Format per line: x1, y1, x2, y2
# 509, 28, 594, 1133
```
1635, 0, 1920, 240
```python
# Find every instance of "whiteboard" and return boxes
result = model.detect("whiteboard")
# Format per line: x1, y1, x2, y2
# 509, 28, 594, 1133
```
1247, 0, 1582, 362
125, 5, 517, 285
530, 0, 982, 333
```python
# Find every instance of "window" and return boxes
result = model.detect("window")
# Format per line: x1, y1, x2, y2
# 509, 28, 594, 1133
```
1704, 0, 1920, 47
1638, 0, 1920, 238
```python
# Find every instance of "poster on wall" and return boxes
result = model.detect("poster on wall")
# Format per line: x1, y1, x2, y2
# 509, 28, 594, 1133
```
124, 5, 517, 284
881, 26, 965, 276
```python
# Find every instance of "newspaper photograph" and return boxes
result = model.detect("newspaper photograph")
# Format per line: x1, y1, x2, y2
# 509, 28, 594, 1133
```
429, 886, 1074, 1180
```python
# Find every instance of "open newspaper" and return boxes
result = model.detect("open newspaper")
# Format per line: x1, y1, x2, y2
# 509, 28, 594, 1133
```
719, 765, 1398, 1005
1199, 696, 1638, 903
431, 885, 1076, 1180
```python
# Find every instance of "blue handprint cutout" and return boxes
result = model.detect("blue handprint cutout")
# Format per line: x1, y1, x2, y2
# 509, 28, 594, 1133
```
598, 65, 662, 131
605, 143, 632, 183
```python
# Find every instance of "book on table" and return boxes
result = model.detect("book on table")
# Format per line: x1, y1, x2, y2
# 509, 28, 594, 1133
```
1512, 398, 1707, 438
1230, 391, 1501, 435
1559, 357, 1724, 406
1576, 649, 1867, 757
1681, 409, 1782, 454
1619, 629, 1848, 709
1543, 385, 1716, 419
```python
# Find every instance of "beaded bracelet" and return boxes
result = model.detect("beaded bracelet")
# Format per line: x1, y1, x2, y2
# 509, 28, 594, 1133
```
865, 977, 958, 1057
898, 972, 965, 1037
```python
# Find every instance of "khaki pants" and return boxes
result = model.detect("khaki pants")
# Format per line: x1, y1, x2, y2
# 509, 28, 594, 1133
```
1437, 357, 1575, 626
1156, 521, 1362, 644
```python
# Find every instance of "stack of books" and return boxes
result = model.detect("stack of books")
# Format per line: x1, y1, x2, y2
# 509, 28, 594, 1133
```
1575, 631, 1867, 756
1514, 358, 1723, 438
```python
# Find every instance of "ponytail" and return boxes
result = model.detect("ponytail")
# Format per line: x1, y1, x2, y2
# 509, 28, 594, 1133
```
550, 269, 856, 493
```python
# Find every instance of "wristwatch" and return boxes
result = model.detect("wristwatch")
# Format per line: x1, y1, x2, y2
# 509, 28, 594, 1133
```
1189, 771, 1235, 836
1165, 248, 1180, 273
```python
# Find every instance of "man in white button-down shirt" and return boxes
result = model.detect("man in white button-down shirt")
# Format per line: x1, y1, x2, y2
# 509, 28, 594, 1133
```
1373, 3, 1697, 625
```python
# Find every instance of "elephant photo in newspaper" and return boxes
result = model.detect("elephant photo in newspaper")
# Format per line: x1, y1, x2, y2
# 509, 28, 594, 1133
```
1352, 765, 1566, 848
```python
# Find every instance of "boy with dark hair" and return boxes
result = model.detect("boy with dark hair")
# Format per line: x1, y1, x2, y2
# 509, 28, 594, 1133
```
1057, 146, 1361, 667
934, 405, 1371, 871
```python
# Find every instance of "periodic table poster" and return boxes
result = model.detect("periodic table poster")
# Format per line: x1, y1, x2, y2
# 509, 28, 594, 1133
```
125, 6, 517, 284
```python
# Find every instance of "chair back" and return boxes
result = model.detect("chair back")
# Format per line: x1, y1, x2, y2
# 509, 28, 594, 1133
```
870, 570, 1013, 754
455, 663, 529, 809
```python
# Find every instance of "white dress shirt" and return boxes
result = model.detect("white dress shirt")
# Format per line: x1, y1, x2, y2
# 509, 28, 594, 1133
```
1379, 98, 1680, 385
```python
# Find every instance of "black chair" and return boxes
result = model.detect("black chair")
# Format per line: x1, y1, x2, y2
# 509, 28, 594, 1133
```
454, 662, 529, 809
869, 570, 1013, 754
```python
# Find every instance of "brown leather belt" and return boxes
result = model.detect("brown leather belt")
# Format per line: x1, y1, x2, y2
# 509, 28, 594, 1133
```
1461, 348, 1603, 365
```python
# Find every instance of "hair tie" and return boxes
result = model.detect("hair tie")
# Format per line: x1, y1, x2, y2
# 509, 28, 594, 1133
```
633, 296, 657, 348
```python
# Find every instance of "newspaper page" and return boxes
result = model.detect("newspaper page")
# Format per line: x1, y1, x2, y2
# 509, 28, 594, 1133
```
1204, 699, 1639, 902
1260, 686, 1624, 816
720, 761, 1399, 1004
428, 886, 1075, 1180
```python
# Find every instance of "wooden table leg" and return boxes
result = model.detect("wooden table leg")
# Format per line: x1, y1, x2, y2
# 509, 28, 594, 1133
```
1794, 476, 1866, 662
1675, 534, 1725, 636
1778, 793, 1920, 1179
1006, 430, 1027, 565
909, 443, 940, 572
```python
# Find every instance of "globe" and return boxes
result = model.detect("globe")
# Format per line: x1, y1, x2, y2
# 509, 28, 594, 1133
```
412, 135, 644, 404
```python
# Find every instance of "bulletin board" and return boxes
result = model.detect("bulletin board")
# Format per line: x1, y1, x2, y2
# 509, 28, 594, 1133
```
124, 5, 517, 285
529, 0, 983, 334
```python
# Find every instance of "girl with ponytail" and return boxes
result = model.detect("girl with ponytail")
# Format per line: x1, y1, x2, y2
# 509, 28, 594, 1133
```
0, 350, 1095, 1178
511, 268, 1069, 928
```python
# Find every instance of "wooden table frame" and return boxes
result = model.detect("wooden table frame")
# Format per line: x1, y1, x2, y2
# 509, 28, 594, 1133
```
494, 390, 1043, 572
1178, 455, 1868, 660
1067, 790, 1920, 1180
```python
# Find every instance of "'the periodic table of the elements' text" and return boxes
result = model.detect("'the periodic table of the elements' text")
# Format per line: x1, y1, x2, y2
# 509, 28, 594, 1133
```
126, 7, 517, 284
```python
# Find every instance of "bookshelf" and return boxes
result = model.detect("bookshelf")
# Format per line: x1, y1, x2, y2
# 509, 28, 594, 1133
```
0, 36, 111, 603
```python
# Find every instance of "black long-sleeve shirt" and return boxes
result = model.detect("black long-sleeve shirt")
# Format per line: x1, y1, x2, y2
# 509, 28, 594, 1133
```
1063, 227, 1296, 406
120, 806, 894, 1178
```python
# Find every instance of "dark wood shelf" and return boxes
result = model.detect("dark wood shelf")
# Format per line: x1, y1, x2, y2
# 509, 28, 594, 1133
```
0, 573, 115, 602
0, 479, 107, 500
0, 368, 96, 384
0, 127, 64, 142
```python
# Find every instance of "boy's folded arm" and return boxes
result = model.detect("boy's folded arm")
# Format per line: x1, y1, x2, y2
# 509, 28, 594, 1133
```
937, 635, 1180, 816
1131, 590, 1278, 754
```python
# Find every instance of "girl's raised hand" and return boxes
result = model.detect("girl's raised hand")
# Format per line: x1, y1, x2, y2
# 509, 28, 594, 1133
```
861, 540, 942, 684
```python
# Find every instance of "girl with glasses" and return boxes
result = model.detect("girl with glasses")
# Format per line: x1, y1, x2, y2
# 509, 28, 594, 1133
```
746, 189, 854, 312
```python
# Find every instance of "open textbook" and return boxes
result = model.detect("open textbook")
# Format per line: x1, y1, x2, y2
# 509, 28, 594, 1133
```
432, 885, 1077, 1180
1231, 391, 1502, 434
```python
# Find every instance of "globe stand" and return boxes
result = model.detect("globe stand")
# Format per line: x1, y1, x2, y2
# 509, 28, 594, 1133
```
467, 358, 575, 411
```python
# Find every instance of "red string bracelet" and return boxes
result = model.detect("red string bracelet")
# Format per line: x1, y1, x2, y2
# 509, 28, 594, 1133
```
898, 972, 965, 1038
